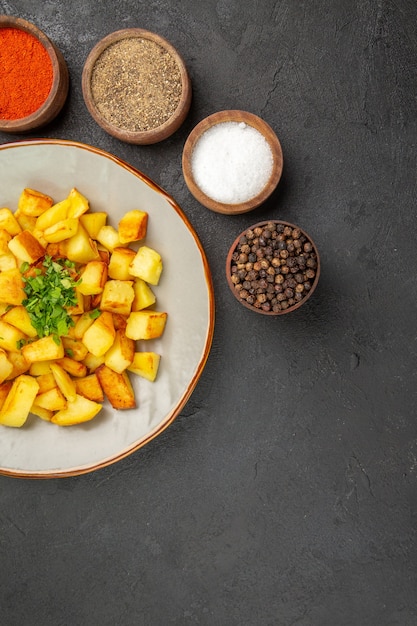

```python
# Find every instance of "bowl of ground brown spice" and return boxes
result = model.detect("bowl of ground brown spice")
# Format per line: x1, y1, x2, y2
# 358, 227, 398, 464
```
82, 28, 192, 145
0, 15, 69, 133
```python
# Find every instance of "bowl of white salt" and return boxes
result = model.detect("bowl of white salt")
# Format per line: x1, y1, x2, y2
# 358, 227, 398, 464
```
182, 110, 283, 214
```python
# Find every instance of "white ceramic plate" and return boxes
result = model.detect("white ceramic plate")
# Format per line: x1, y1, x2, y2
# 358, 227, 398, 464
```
0, 140, 214, 478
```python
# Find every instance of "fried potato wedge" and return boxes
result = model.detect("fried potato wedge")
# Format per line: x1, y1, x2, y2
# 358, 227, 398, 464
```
96, 364, 136, 409
51, 393, 102, 426
18, 188, 53, 217
128, 352, 161, 382
35, 387, 67, 412
118, 209, 148, 244
75, 373, 104, 403
129, 245, 162, 285
0, 349, 13, 383
22, 336, 64, 363
0, 268, 25, 305
50, 362, 77, 402
82, 311, 115, 357
0, 374, 39, 427
104, 329, 135, 374
125, 311, 167, 341
8, 229, 46, 263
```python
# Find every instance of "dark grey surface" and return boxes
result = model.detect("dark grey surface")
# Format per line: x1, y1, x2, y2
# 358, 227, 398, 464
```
0, 1, 416, 624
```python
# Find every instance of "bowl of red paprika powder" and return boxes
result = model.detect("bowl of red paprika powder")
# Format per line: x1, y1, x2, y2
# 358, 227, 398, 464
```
0, 16, 69, 133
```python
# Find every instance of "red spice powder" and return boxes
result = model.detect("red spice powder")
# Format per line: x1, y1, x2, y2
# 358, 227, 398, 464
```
0, 27, 54, 120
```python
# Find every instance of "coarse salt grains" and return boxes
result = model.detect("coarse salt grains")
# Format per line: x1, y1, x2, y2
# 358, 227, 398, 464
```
190, 121, 274, 204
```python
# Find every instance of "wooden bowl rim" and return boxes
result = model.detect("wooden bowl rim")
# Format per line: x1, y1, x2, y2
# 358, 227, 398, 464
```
81, 28, 192, 145
182, 110, 283, 215
225, 219, 320, 315
0, 15, 69, 133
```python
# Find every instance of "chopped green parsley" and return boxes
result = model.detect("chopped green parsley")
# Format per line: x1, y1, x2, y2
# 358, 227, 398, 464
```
21, 256, 80, 345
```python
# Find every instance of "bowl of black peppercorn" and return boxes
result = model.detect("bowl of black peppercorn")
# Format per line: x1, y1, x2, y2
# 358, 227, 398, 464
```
226, 220, 320, 315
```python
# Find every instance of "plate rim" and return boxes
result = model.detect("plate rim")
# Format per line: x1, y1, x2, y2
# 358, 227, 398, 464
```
0, 138, 215, 479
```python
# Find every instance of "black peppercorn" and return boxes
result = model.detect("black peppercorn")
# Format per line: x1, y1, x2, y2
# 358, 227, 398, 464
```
228, 221, 319, 313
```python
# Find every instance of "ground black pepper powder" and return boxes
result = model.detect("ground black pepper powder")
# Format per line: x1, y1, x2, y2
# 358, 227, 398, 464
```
90, 37, 182, 132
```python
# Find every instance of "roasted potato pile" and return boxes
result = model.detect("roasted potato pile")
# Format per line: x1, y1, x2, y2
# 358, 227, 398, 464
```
0, 187, 167, 427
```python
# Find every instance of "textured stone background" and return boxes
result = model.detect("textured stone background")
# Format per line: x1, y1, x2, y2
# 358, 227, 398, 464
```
0, 1, 416, 625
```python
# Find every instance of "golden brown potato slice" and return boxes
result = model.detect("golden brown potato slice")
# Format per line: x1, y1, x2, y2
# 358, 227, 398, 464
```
108, 247, 135, 280
96, 225, 126, 252
81, 311, 115, 357
35, 372, 57, 394
0, 374, 39, 427
22, 336, 64, 363
6, 351, 31, 379
67, 188, 90, 218
0, 380, 12, 410
2, 305, 38, 338
0, 349, 13, 383
80, 212, 107, 239
0, 207, 22, 236
55, 356, 88, 378
0, 228, 11, 254
50, 362, 77, 402
104, 329, 135, 374
8, 229, 46, 263
96, 364, 136, 409
0, 268, 25, 305
43, 217, 79, 243
35, 387, 67, 412
35, 198, 70, 231
118, 210, 148, 244
75, 373, 104, 403
30, 403, 53, 422
131, 278, 156, 311
129, 245, 163, 285
78, 260, 108, 296
0, 318, 26, 352
125, 311, 167, 340
62, 336, 89, 361
100, 279, 134, 316
65, 223, 100, 264
73, 312, 96, 339
18, 188, 54, 217
128, 352, 161, 382
51, 393, 102, 426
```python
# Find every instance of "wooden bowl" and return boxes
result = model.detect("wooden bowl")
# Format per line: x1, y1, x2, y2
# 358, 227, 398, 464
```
0, 16, 69, 133
226, 220, 320, 315
182, 110, 283, 214
82, 28, 192, 145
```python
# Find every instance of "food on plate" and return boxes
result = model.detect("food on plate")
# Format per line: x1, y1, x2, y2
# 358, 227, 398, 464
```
0, 186, 167, 428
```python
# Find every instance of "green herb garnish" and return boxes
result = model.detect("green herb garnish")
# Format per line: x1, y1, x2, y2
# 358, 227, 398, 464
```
21, 256, 80, 344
